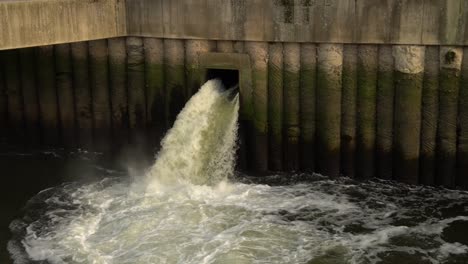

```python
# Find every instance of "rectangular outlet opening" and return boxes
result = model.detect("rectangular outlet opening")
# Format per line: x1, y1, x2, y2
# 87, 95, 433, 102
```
205, 69, 239, 89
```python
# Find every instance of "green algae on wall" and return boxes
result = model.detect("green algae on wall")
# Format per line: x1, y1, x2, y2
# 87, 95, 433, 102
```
341, 44, 357, 178
2, 37, 468, 190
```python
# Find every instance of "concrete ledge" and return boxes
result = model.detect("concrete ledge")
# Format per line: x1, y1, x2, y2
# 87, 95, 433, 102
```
0, 0, 126, 50
2, 0, 468, 50
126, 0, 468, 46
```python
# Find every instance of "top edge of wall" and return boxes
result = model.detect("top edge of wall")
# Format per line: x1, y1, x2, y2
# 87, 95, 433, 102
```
0, 0, 127, 50
126, 0, 468, 46
2, 0, 468, 50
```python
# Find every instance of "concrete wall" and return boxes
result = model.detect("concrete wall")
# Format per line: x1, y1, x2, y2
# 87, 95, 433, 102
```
126, 0, 468, 45
2, 0, 468, 51
0, 0, 126, 50
1, 37, 468, 189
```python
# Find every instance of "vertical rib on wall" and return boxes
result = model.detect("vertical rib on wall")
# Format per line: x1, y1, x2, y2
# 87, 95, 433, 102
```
55, 44, 75, 147
376, 45, 394, 180
0, 63, 6, 138
393, 46, 425, 184
71, 42, 93, 148
143, 38, 165, 145
245, 41, 269, 171
3, 52, 21, 140
459, 47, 468, 188
316, 44, 342, 177
420, 46, 439, 185
341, 45, 357, 178
89, 40, 111, 151
19, 48, 40, 145
283, 43, 300, 171
437, 47, 462, 187
356, 45, 378, 179
268, 42, 283, 171
164, 39, 186, 127
2, 38, 468, 189
3, 50, 24, 141
108, 37, 129, 146
36, 46, 58, 145
126, 37, 146, 142
300, 44, 316, 172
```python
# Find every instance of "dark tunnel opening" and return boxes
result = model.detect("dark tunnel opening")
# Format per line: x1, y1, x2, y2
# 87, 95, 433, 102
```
206, 69, 239, 89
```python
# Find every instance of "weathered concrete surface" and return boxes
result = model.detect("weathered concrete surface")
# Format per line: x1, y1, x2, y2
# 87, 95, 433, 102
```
316, 44, 342, 177
126, 0, 468, 45
2, 0, 467, 51
71, 42, 93, 147
108, 37, 129, 146
341, 45, 357, 178
420, 46, 439, 185
245, 42, 269, 172
437, 47, 463, 187
0, 0, 126, 50
55, 43, 75, 147
393, 45, 425, 184
268, 42, 283, 171
283, 43, 300, 171
376, 45, 394, 180
356, 45, 378, 179
299, 43, 316, 172
89, 39, 112, 151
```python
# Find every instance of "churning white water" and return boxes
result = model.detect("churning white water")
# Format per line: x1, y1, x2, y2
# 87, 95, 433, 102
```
146, 79, 239, 189
8, 80, 468, 264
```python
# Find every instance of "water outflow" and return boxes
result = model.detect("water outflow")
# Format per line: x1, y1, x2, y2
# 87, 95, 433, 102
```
146, 79, 239, 189
7, 80, 468, 264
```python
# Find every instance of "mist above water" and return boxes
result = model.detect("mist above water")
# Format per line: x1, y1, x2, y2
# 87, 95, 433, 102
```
146, 79, 239, 190
8, 80, 468, 264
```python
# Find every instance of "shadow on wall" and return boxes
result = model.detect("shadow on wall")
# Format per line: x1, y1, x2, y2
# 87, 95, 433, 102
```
0, 38, 468, 189
206, 69, 239, 89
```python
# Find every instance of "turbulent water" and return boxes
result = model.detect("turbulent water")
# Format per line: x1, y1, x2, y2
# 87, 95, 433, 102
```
8, 80, 468, 264
146, 79, 239, 189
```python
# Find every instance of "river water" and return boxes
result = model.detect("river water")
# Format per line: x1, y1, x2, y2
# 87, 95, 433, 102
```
3, 80, 468, 264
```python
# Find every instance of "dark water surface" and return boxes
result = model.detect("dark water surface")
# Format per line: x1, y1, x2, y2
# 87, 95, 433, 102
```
1, 147, 468, 264
0, 144, 132, 264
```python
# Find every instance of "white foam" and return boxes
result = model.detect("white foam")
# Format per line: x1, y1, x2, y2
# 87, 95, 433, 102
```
146, 79, 239, 191
7, 80, 468, 264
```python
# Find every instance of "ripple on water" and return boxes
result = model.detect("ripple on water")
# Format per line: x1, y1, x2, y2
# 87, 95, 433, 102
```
7, 175, 468, 264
